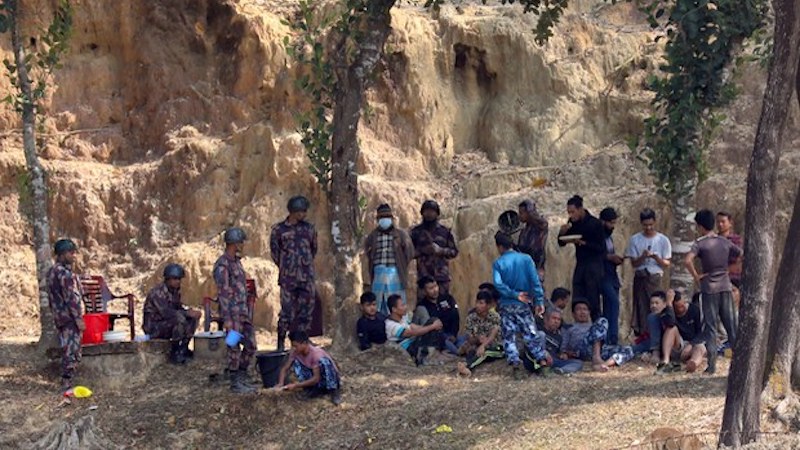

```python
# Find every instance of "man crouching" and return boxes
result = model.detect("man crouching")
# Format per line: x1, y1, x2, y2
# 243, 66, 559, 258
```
143, 263, 201, 364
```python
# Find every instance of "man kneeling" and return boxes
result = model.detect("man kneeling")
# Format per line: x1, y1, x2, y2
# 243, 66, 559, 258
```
276, 331, 342, 405
143, 263, 201, 364
560, 298, 634, 371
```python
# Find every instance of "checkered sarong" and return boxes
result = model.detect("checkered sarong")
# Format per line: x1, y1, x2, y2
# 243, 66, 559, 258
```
373, 265, 405, 316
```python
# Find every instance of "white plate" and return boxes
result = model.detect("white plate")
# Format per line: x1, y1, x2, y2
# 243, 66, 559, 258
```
558, 234, 583, 242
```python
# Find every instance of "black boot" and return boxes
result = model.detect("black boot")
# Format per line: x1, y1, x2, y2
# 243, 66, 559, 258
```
169, 341, 186, 365
238, 367, 260, 389
229, 370, 257, 394
181, 339, 194, 360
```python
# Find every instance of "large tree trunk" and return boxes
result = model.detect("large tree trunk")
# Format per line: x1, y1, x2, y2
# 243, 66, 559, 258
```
9, 1, 56, 352
720, 0, 800, 445
764, 182, 800, 395
329, 0, 396, 351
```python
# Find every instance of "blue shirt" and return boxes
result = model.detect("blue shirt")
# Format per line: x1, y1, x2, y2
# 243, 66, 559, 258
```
492, 250, 545, 307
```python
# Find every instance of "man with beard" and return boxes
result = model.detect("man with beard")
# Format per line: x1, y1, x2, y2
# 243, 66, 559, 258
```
599, 207, 623, 345
410, 200, 459, 295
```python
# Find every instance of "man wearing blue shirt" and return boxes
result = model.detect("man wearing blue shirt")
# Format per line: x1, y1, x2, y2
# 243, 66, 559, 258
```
492, 232, 551, 379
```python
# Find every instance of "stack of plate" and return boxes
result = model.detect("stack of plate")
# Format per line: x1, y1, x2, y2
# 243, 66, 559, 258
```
102, 330, 127, 343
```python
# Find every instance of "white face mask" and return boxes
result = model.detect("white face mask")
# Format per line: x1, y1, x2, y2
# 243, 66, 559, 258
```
378, 218, 393, 230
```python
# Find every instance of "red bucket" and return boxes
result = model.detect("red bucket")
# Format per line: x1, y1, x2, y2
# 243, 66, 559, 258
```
81, 313, 110, 345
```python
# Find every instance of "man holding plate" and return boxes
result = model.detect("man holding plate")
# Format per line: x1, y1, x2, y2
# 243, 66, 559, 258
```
557, 195, 606, 321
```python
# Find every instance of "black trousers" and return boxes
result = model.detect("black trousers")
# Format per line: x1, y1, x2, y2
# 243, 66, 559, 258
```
572, 261, 603, 321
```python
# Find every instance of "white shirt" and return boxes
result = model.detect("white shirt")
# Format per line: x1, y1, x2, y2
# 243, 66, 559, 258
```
625, 232, 672, 275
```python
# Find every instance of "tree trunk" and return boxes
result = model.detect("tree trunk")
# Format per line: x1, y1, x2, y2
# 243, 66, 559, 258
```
9, 1, 56, 351
329, 0, 396, 351
764, 182, 800, 395
720, 0, 800, 445
669, 192, 696, 293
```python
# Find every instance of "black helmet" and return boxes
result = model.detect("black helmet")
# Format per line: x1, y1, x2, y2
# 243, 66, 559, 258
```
224, 227, 247, 244
163, 263, 186, 280
420, 199, 440, 215
287, 195, 310, 213
54, 239, 78, 255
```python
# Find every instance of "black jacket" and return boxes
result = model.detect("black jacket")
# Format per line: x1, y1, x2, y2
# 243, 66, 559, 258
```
558, 211, 606, 266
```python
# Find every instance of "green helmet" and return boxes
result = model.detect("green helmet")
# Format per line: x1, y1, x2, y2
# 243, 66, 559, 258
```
224, 227, 247, 244
54, 239, 78, 255
163, 263, 186, 280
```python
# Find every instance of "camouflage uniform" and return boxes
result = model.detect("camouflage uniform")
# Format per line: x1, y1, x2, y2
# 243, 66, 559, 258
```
270, 219, 318, 339
410, 222, 459, 293
213, 253, 256, 371
46, 262, 83, 381
143, 283, 197, 342
517, 200, 549, 276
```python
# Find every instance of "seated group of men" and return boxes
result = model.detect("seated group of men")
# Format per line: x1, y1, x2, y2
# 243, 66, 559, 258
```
357, 278, 711, 377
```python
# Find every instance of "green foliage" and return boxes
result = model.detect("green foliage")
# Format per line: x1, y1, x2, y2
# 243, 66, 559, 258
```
633, 0, 767, 199
283, 0, 371, 192
1, 0, 73, 119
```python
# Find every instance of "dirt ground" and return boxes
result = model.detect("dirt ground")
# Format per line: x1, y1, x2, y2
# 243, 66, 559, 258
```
3, 333, 798, 450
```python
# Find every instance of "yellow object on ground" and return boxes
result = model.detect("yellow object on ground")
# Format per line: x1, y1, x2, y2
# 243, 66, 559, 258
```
73, 386, 92, 398
434, 424, 453, 434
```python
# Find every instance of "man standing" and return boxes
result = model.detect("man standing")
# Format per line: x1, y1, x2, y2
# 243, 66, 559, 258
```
143, 263, 201, 364
716, 211, 743, 306
624, 208, 672, 336
517, 199, 549, 282
364, 203, 415, 316
47, 239, 84, 393
599, 207, 623, 345
557, 195, 606, 321
270, 196, 318, 351
410, 200, 459, 295
492, 232, 550, 379
214, 227, 257, 394
684, 209, 742, 374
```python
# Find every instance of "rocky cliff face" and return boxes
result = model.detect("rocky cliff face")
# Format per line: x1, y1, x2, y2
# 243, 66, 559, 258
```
1, 0, 797, 338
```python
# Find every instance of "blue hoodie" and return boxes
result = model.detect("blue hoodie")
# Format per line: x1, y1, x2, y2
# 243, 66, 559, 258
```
492, 249, 545, 307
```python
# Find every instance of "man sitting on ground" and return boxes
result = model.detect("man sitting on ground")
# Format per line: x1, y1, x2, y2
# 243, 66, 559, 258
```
538, 287, 573, 330
539, 307, 583, 374
143, 263, 201, 364
559, 298, 634, 372
356, 292, 387, 351
385, 294, 445, 366
674, 292, 707, 372
457, 291, 504, 376
646, 290, 684, 375
275, 331, 342, 405
478, 282, 501, 311
413, 276, 462, 354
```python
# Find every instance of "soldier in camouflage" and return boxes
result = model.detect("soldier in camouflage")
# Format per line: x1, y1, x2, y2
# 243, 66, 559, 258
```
270, 195, 318, 352
214, 227, 258, 394
143, 263, 201, 364
410, 200, 459, 295
46, 239, 84, 393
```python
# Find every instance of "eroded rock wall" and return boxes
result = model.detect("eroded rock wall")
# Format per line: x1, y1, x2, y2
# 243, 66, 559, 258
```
0, 0, 797, 338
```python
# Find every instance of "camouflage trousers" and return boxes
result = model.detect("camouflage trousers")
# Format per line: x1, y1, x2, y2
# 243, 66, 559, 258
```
58, 322, 82, 379
277, 285, 315, 339
146, 312, 198, 342
228, 320, 256, 371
